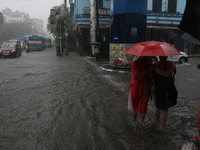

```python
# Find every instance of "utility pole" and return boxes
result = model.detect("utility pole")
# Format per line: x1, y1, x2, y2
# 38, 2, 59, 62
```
90, 0, 100, 55
95, 0, 100, 43
90, 0, 96, 55
64, 0, 67, 17
63, 0, 68, 55
60, 18, 62, 55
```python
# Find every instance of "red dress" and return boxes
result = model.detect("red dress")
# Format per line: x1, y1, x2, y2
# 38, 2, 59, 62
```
130, 57, 152, 114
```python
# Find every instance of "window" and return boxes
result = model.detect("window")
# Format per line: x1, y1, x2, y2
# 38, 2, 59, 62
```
152, 0, 162, 13
168, 0, 177, 14
98, 0, 103, 8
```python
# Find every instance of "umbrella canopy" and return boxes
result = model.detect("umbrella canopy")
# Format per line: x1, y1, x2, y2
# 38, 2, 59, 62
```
126, 41, 181, 56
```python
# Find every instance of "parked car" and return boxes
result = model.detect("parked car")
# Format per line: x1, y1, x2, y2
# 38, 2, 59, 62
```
152, 51, 189, 64
0, 40, 22, 58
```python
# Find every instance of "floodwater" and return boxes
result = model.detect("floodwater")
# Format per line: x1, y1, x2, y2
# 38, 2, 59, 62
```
0, 48, 200, 150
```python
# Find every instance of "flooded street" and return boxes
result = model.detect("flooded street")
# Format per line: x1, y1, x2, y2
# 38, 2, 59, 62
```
0, 48, 200, 150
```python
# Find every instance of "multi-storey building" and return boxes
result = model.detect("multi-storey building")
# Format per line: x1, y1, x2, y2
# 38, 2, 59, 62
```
147, 0, 185, 27
69, 0, 200, 59
1, 8, 45, 36
69, 0, 111, 57
147, 0, 200, 56
1, 8, 30, 23
146, 0, 186, 44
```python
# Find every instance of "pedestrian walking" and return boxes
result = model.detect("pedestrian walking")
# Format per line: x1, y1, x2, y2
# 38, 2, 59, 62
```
55, 37, 61, 56
127, 56, 153, 124
94, 45, 100, 61
152, 56, 177, 132
26, 42, 30, 53
65, 40, 69, 56
189, 64, 200, 142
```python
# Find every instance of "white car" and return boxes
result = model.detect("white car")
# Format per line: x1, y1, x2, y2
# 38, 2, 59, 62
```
152, 51, 189, 64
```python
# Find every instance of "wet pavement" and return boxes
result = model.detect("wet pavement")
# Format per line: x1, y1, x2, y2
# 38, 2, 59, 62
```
0, 48, 200, 150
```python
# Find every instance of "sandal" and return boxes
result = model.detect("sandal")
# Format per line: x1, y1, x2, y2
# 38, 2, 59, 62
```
189, 135, 200, 142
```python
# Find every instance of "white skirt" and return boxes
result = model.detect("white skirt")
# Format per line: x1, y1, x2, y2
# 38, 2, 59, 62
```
127, 91, 134, 114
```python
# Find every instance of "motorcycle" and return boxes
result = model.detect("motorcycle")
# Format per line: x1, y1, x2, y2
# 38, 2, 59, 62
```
25, 44, 30, 53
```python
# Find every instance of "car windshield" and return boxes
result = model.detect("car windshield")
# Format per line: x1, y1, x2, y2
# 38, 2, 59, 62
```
1, 42, 15, 49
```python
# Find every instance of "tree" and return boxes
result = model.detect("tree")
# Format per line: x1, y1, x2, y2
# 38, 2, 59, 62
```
47, 5, 75, 50
0, 12, 3, 24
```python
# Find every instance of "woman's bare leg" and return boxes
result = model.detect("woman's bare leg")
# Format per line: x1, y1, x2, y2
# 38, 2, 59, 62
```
190, 105, 200, 142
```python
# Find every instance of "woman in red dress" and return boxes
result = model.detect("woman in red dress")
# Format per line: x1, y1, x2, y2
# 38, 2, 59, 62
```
128, 56, 152, 124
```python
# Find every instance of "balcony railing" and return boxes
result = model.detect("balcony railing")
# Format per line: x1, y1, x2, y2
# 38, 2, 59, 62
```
83, 7, 110, 15
98, 8, 110, 15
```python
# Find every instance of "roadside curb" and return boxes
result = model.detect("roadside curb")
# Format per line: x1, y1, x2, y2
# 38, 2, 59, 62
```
99, 67, 131, 74
85, 56, 131, 74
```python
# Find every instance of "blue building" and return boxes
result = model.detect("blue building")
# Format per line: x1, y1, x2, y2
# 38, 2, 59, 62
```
109, 0, 187, 44
109, 0, 148, 67
110, 0, 147, 43
146, 0, 200, 56
147, 0, 186, 26
146, 0, 186, 44
69, 0, 111, 57
69, 0, 200, 58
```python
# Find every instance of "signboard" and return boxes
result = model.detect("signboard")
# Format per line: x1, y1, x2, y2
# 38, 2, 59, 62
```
109, 43, 134, 68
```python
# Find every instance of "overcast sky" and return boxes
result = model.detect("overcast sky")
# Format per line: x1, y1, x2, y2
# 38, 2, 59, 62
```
0, 0, 65, 29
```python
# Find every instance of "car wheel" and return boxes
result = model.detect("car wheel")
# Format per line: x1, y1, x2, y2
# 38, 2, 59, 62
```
179, 57, 186, 64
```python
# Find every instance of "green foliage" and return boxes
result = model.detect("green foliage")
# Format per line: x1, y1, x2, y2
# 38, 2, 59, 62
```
0, 12, 3, 24
47, 5, 76, 47
47, 24, 57, 37
56, 15, 66, 36
47, 15, 67, 37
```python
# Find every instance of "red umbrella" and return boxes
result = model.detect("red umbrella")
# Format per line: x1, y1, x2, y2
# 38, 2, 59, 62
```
126, 41, 181, 56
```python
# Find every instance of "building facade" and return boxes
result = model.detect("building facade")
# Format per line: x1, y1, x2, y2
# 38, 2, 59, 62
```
1, 8, 44, 35
147, 0, 185, 27
1, 8, 30, 23
69, 0, 111, 57
69, 0, 200, 58
147, 0, 200, 56
146, 0, 186, 44
109, 0, 147, 67
147, 0, 199, 55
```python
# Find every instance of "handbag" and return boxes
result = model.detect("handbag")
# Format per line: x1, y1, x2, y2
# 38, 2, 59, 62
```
164, 78, 178, 108
153, 66, 178, 109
